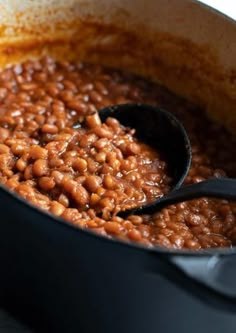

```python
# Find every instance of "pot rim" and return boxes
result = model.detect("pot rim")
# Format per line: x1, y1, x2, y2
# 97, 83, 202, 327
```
1, 182, 235, 257
195, 0, 236, 23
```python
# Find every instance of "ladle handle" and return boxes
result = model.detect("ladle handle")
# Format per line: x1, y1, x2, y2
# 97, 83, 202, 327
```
161, 177, 236, 202
128, 178, 236, 216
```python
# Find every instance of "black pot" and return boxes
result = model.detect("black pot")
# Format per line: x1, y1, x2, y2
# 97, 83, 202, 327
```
1, 185, 236, 333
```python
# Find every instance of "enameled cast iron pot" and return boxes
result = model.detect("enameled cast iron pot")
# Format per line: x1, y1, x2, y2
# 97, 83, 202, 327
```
0, 0, 236, 332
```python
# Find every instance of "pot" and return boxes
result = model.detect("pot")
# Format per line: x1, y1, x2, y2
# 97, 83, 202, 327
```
0, 0, 235, 332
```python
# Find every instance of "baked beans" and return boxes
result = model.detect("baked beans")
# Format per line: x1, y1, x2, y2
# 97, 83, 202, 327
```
0, 57, 235, 249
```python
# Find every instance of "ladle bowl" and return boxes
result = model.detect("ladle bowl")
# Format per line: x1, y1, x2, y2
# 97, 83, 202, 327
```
99, 103, 192, 190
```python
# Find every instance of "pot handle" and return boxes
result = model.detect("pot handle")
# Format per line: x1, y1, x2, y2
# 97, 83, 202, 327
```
151, 253, 236, 313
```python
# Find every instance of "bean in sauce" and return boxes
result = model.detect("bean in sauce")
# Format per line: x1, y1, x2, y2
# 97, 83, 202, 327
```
0, 57, 235, 250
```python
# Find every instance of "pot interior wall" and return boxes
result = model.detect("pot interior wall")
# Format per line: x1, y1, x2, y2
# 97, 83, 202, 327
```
0, 0, 235, 134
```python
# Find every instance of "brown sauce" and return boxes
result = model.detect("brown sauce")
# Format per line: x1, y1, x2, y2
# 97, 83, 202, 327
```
0, 57, 235, 249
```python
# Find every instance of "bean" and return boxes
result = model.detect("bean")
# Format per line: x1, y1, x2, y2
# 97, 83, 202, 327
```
15, 158, 27, 172
0, 88, 7, 100
185, 213, 207, 226
72, 158, 88, 172
29, 146, 48, 160
45, 141, 67, 156
67, 100, 87, 114
93, 138, 109, 150
90, 193, 101, 205
156, 235, 172, 248
103, 175, 115, 189
128, 215, 143, 225
21, 83, 38, 91
104, 222, 122, 235
94, 81, 108, 95
184, 239, 201, 250
63, 80, 77, 92
71, 185, 89, 206
138, 225, 151, 238
120, 159, 134, 172
11, 143, 26, 156
87, 158, 99, 173
83, 219, 96, 228
38, 177, 55, 191
50, 201, 65, 216
81, 83, 94, 92
84, 175, 102, 193
5, 178, 19, 189
105, 117, 120, 130
95, 152, 106, 163
169, 234, 184, 248
49, 158, 64, 168
58, 194, 70, 208
0, 144, 10, 154
98, 198, 114, 211
0, 128, 10, 141
41, 124, 58, 134
33, 159, 48, 177
128, 229, 142, 241
79, 134, 97, 148
89, 91, 103, 104
126, 142, 141, 155
93, 126, 113, 139
24, 165, 33, 180
86, 112, 102, 128
62, 208, 81, 222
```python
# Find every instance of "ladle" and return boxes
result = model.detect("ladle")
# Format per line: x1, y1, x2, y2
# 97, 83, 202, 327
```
98, 104, 236, 217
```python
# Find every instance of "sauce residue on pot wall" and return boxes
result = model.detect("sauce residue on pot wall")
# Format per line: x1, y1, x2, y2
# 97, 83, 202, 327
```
0, 1, 235, 133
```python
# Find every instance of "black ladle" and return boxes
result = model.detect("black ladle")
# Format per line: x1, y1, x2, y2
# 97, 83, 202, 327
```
98, 103, 236, 217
